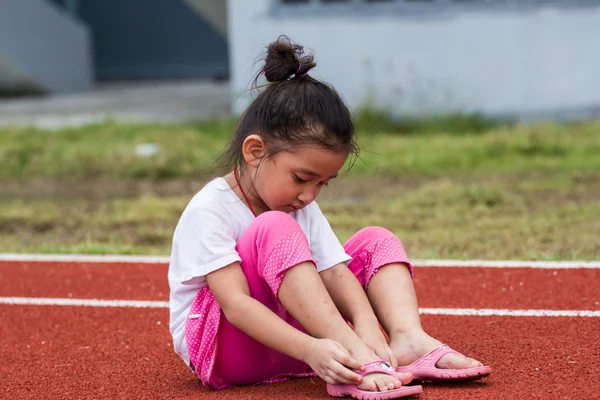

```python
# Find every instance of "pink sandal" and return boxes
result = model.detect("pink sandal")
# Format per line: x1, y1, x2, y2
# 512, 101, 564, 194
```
396, 344, 492, 382
327, 361, 423, 399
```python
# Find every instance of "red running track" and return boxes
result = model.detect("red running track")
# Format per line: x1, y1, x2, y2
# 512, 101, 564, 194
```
1, 261, 599, 399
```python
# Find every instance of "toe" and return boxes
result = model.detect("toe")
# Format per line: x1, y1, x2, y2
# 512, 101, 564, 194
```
468, 357, 484, 368
397, 372, 413, 385
358, 380, 377, 392
375, 378, 389, 392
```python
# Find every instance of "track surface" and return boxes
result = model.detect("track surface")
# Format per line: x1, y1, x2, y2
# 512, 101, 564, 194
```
1, 259, 599, 399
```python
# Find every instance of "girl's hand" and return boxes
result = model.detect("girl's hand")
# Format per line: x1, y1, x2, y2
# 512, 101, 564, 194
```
353, 323, 398, 370
303, 338, 365, 385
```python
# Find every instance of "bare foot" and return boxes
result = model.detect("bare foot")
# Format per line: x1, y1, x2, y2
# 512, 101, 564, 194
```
390, 330, 484, 370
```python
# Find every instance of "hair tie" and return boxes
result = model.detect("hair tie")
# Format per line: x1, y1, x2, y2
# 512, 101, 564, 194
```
294, 62, 309, 78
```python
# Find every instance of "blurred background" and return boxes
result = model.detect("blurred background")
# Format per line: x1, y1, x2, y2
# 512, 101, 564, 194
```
1, 0, 599, 260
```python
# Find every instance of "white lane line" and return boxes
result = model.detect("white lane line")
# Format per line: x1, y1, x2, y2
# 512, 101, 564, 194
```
1, 297, 598, 317
0, 297, 169, 308
413, 260, 600, 269
419, 308, 600, 318
0, 254, 170, 264
0, 253, 599, 269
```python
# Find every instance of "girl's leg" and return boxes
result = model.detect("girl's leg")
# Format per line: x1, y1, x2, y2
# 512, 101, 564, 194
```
208, 212, 317, 387
344, 226, 484, 369
189, 212, 399, 391
269, 217, 404, 391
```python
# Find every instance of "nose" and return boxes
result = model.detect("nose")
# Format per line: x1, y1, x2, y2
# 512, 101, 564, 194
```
297, 186, 319, 204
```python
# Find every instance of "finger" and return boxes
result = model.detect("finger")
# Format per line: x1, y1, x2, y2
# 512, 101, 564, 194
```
330, 363, 363, 384
335, 350, 364, 371
332, 340, 347, 351
332, 341, 353, 357
327, 369, 359, 385
330, 341, 361, 369
321, 374, 337, 385
374, 346, 391, 365
385, 346, 398, 370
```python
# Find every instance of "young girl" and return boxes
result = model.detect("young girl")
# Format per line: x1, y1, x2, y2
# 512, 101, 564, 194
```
168, 36, 491, 399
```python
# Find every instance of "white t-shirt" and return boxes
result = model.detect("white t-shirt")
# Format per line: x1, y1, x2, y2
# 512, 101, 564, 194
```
168, 177, 352, 365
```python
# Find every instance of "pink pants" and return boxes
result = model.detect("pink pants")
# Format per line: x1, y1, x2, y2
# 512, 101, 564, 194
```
185, 211, 413, 390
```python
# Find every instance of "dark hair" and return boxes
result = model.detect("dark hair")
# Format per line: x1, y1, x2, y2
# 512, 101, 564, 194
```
218, 35, 359, 175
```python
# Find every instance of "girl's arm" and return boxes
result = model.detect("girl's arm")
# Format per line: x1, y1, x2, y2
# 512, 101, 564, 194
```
319, 263, 379, 327
206, 262, 314, 361
207, 261, 367, 384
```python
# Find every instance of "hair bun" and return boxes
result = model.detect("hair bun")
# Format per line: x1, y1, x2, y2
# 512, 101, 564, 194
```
262, 35, 316, 83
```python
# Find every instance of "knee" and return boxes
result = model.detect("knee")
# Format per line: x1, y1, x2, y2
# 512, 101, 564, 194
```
250, 211, 302, 238
353, 226, 412, 280
254, 211, 298, 228
356, 226, 398, 242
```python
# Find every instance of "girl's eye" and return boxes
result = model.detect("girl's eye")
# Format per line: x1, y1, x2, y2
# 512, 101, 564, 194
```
294, 175, 307, 184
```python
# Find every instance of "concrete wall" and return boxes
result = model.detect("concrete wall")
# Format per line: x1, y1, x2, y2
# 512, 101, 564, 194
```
0, 54, 43, 95
0, 0, 92, 94
184, 0, 228, 38
227, 0, 600, 119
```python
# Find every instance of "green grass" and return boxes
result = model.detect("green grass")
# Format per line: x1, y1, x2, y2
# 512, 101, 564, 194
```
1, 116, 599, 259
1, 117, 599, 180
350, 120, 600, 176
323, 174, 600, 260
353, 108, 504, 135
1, 173, 598, 260
0, 119, 235, 180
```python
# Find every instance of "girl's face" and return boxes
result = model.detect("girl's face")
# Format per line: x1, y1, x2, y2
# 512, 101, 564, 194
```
253, 145, 347, 214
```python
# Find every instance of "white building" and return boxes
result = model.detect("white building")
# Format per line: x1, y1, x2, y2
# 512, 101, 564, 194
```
3, 0, 599, 121
228, 0, 600, 120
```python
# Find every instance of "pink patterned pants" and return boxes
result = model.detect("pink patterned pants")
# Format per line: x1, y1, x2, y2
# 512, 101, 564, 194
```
184, 211, 413, 389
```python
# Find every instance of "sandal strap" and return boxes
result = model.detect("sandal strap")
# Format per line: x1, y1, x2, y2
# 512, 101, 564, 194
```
407, 344, 463, 368
359, 360, 396, 377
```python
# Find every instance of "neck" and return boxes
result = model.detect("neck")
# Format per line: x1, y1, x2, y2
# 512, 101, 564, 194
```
226, 168, 269, 216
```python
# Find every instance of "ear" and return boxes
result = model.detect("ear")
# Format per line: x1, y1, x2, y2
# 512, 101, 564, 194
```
242, 134, 266, 168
